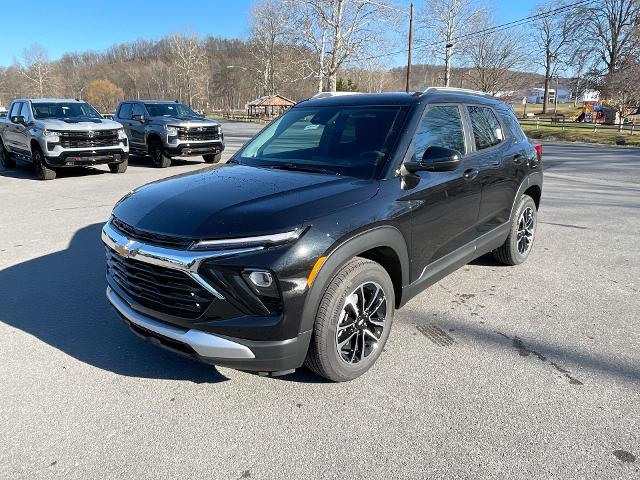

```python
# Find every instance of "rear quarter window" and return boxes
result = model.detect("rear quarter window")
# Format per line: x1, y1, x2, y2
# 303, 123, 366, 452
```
497, 106, 527, 142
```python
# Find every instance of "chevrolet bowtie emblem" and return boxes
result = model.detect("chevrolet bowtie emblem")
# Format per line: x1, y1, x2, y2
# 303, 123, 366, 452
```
114, 240, 141, 258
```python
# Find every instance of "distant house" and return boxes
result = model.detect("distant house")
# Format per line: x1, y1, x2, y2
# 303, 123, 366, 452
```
246, 95, 295, 118
579, 90, 600, 102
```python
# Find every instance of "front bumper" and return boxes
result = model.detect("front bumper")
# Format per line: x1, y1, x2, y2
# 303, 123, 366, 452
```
102, 221, 311, 373
107, 286, 310, 372
164, 141, 224, 157
45, 148, 129, 167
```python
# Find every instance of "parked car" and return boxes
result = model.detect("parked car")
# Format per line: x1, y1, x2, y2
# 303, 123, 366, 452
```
114, 100, 224, 167
102, 87, 542, 381
0, 98, 129, 180
0, 109, 7, 119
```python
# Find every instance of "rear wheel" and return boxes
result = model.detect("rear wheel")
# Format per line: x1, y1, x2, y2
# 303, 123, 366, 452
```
0, 140, 15, 168
32, 145, 56, 180
493, 194, 537, 265
203, 153, 221, 164
305, 257, 394, 382
108, 159, 128, 174
149, 138, 171, 168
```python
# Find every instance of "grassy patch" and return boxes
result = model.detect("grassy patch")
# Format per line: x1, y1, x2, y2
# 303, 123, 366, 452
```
522, 124, 640, 147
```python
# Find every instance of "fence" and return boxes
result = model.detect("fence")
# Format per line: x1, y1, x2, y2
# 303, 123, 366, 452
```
519, 117, 638, 135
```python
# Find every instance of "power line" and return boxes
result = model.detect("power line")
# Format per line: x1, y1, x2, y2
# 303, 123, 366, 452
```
351, 0, 594, 63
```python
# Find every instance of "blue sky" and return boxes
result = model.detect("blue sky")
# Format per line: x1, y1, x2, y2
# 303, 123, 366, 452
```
0, 0, 540, 66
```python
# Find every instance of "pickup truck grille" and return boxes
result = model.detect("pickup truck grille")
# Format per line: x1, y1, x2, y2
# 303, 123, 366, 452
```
58, 130, 119, 148
106, 248, 213, 318
111, 217, 193, 249
177, 126, 220, 142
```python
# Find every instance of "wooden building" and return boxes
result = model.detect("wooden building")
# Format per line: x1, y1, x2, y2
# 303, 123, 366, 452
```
247, 95, 295, 118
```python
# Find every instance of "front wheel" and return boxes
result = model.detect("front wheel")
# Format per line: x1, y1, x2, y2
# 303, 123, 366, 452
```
108, 159, 128, 174
149, 138, 171, 168
203, 153, 221, 164
32, 146, 56, 180
305, 257, 394, 382
493, 194, 537, 265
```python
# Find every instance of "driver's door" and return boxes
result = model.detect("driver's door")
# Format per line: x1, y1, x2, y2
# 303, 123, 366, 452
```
405, 104, 482, 280
4, 102, 23, 153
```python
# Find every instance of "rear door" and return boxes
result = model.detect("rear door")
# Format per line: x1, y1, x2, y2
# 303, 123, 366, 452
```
407, 104, 482, 273
465, 104, 523, 235
3, 102, 23, 152
116, 103, 134, 143
14, 102, 32, 154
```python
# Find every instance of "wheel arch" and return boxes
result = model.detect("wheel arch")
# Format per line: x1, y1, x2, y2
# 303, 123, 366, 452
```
509, 172, 543, 221
298, 226, 409, 337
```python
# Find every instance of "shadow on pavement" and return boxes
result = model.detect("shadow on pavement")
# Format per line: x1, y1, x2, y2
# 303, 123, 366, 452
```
0, 223, 227, 383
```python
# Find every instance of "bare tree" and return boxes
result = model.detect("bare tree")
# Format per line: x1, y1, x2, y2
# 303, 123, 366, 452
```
587, 0, 640, 75
531, 1, 579, 114
18, 44, 51, 97
169, 33, 206, 106
460, 17, 525, 94
417, 0, 486, 87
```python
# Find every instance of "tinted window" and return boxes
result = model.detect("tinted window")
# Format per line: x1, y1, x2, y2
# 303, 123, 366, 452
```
144, 103, 195, 117
237, 106, 408, 179
9, 102, 22, 119
32, 102, 101, 119
468, 106, 504, 150
413, 105, 466, 161
132, 103, 146, 117
498, 107, 527, 142
19, 102, 31, 120
119, 103, 133, 119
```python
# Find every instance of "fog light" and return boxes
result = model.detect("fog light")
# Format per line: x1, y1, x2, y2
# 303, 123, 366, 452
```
248, 271, 273, 288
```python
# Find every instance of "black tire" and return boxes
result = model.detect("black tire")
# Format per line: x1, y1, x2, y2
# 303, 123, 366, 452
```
108, 159, 128, 174
0, 140, 16, 168
149, 138, 171, 168
493, 194, 537, 266
32, 145, 56, 180
203, 153, 222, 164
305, 257, 395, 382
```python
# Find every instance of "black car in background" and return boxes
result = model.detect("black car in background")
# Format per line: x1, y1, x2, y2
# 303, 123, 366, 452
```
102, 88, 542, 382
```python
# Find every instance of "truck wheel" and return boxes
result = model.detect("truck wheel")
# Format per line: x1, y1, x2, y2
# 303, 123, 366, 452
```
493, 194, 537, 265
149, 138, 171, 168
108, 159, 128, 174
0, 140, 16, 168
203, 153, 221, 164
305, 257, 395, 382
32, 146, 56, 180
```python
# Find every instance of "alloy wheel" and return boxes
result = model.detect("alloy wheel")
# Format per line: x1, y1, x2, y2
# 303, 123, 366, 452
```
335, 281, 387, 364
517, 206, 535, 255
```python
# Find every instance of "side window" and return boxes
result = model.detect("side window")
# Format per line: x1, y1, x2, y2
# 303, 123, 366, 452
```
467, 106, 504, 150
9, 102, 22, 120
132, 103, 145, 118
19, 102, 31, 120
413, 105, 466, 161
119, 103, 132, 119
498, 107, 527, 143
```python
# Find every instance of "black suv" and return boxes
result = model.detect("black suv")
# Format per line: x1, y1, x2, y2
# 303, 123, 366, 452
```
114, 100, 224, 167
102, 88, 542, 382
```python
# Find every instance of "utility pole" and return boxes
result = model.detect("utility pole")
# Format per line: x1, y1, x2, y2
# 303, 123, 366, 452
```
406, 2, 414, 93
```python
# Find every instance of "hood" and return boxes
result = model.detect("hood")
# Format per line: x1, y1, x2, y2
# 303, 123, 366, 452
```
112, 164, 378, 240
36, 118, 123, 131
150, 115, 219, 127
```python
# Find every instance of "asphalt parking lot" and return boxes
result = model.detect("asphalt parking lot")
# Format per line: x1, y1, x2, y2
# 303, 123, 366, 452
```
1, 122, 638, 479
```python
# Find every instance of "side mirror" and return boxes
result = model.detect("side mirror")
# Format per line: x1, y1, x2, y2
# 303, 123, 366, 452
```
11, 115, 25, 125
132, 114, 145, 123
404, 146, 461, 173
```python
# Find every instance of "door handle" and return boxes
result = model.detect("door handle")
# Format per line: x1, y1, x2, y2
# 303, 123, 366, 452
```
463, 168, 479, 180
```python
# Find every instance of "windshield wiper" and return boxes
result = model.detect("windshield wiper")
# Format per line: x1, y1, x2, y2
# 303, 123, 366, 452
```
258, 163, 336, 175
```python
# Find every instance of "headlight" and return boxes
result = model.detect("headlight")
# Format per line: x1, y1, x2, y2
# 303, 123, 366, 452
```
43, 129, 60, 139
117, 128, 127, 139
189, 228, 304, 251
165, 125, 178, 136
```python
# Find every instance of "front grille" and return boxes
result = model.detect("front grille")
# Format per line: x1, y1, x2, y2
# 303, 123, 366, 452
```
58, 129, 120, 148
177, 126, 220, 141
106, 248, 214, 318
111, 217, 193, 249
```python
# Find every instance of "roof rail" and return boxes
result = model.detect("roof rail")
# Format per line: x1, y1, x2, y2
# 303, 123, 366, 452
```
422, 86, 495, 98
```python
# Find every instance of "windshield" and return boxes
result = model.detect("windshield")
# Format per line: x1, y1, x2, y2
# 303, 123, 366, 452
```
235, 106, 408, 179
32, 102, 102, 120
144, 103, 197, 117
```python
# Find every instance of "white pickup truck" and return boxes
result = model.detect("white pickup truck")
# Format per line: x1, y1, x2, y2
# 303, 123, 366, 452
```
0, 98, 129, 180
